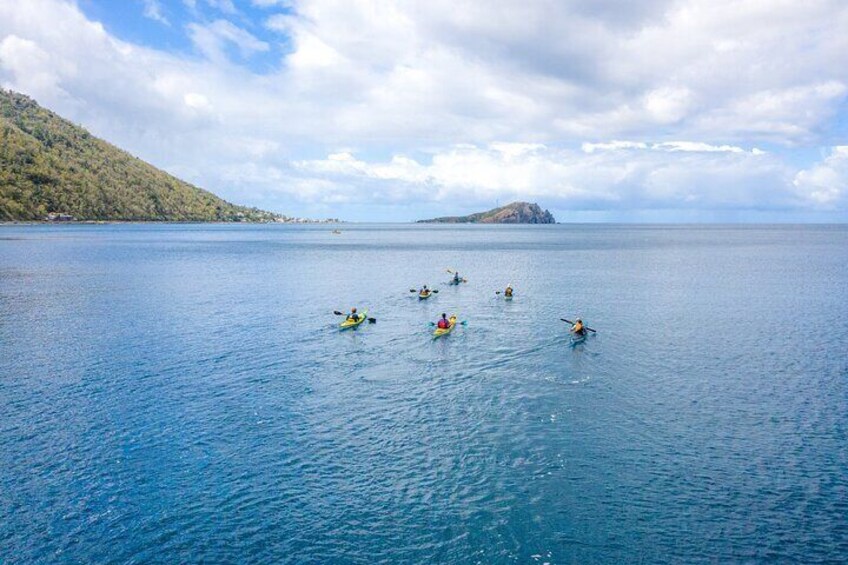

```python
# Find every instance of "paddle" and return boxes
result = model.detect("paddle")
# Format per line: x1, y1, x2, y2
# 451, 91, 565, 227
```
446, 268, 467, 283
429, 317, 467, 327
410, 288, 439, 293
560, 318, 596, 333
334, 310, 376, 323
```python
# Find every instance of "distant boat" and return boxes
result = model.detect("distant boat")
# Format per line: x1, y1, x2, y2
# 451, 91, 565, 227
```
332, 229, 342, 234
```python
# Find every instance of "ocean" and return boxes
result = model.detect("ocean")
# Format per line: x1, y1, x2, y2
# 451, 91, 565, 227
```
1, 223, 847, 563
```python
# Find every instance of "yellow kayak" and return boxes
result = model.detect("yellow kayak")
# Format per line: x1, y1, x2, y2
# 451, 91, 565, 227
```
419, 291, 432, 300
433, 315, 457, 338
340, 310, 368, 330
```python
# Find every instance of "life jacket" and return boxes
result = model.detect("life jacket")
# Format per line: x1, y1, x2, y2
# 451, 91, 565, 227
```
437, 318, 449, 329
573, 322, 584, 333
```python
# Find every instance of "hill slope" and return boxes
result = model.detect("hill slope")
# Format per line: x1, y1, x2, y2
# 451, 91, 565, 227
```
418, 201, 556, 224
0, 89, 279, 222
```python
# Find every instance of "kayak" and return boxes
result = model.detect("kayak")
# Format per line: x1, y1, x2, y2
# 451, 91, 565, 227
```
433, 315, 457, 338
570, 331, 587, 345
340, 309, 368, 330
418, 291, 432, 300
504, 294, 513, 301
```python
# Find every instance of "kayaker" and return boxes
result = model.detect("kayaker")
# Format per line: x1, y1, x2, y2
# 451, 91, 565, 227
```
420, 285, 430, 295
504, 284, 513, 297
571, 318, 585, 336
452, 272, 461, 284
347, 307, 360, 322
437, 313, 450, 329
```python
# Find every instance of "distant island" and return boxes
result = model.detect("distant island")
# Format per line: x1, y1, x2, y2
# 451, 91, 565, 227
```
418, 201, 556, 224
0, 89, 331, 223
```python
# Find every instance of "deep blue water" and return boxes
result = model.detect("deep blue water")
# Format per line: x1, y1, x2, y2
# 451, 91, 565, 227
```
1, 223, 847, 564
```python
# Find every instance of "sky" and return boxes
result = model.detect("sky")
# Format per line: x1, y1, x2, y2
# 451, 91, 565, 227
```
1, 0, 847, 222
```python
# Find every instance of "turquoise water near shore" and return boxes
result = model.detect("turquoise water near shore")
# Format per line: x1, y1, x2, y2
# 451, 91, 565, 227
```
1, 224, 847, 563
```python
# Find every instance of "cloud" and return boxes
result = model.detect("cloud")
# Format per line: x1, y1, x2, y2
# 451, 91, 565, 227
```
142, 0, 169, 25
1, 0, 847, 218
581, 141, 763, 155
187, 19, 269, 62
794, 146, 848, 207
252, 0, 293, 7
292, 142, 792, 212
200, 0, 237, 14
0, 34, 67, 95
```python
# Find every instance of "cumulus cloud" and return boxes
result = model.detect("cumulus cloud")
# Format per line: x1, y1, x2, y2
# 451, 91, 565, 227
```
292, 143, 791, 212
1, 0, 847, 218
794, 147, 848, 207
0, 34, 68, 95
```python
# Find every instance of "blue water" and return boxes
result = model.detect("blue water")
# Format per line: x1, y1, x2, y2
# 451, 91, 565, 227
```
1, 224, 847, 563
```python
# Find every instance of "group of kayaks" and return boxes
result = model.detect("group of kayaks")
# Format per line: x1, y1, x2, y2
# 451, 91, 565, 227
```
337, 269, 594, 343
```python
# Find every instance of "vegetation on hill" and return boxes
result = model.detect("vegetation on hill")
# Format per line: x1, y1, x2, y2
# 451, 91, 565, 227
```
0, 89, 280, 222
418, 201, 556, 224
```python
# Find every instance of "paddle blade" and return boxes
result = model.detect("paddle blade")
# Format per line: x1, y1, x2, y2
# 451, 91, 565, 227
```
334, 311, 344, 316
368, 318, 376, 323
432, 289, 439, 293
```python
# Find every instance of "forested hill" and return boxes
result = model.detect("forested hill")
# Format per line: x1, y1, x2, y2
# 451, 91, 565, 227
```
0, 89, 279, 222
418, 201, 556, 224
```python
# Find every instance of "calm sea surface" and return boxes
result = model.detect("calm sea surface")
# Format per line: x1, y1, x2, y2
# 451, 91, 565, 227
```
1, 224, 847, 563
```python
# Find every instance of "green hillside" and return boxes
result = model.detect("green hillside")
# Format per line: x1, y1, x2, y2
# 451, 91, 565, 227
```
418, 201, 556, 224
0, 89, 279, 222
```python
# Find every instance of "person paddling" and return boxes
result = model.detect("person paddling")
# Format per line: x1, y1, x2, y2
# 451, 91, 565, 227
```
437, 313, 450, 329
420, 285, 430, 295
504, 284, 513, 297
346, 307, 360, 322
452, 272, 461, 284
571, 318, 585, 336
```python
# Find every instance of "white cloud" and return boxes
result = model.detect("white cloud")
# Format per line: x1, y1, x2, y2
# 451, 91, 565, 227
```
183, 92, 212, 111
643, 86, 693, 124
582, 141, 648, 153
582, 141, 762, 155
203, 0, 237, 14
187, 20, 269, 61
292, 143, 790, 211
252, 0, 293, 7
142, 0, 169, 26
1, 0, 847, 218
794, 146, 848, 207
0, 35, 67, 95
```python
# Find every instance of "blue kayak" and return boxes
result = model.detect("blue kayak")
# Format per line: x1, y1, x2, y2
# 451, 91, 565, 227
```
570, 331, 587, 346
